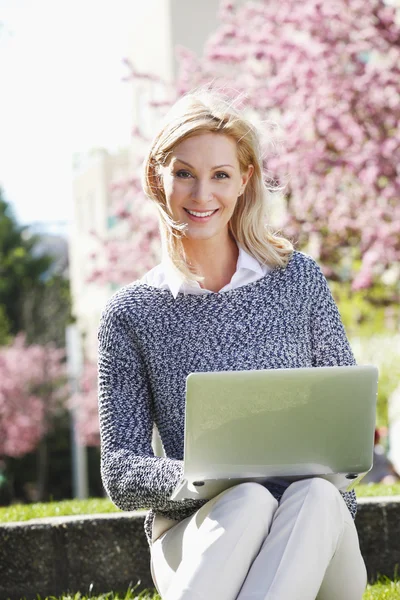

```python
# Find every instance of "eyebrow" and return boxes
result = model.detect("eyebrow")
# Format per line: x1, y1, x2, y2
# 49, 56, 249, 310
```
174, 158, 235, 170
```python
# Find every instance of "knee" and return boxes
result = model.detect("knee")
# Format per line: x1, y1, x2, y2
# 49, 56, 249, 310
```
196, 482, 277, 538
223, 482, 278, 535
290, 478, 344, 513
225, 482, 278, 514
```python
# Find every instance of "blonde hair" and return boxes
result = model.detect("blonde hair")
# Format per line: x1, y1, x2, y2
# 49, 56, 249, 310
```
142, 89, 293, 283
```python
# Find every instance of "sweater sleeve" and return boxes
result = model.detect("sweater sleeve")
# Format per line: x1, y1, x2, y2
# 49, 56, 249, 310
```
98, 295, 203, 515
308, 260, 358, 518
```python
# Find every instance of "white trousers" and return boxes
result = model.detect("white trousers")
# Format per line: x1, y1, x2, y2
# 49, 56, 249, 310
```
150, 479, 367, 600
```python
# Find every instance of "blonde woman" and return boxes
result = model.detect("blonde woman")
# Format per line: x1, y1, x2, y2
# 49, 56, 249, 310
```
98, 91, 367, 600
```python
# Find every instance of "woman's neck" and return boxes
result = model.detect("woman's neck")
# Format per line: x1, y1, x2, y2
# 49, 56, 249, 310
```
183, 234, 239, 292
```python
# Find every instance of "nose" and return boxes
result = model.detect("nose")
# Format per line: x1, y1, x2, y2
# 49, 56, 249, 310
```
191, 178, 214, 204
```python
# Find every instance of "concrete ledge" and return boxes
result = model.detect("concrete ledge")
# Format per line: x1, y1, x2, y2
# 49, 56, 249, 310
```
1, 497, 399, 600
356, 496, 400, 581
0, 512, 152, 600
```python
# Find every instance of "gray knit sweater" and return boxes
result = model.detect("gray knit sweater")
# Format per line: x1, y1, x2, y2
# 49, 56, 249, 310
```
98, 250, 358, 545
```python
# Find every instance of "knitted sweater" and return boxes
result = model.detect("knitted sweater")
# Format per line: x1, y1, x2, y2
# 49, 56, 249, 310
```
98, 251, 358, 545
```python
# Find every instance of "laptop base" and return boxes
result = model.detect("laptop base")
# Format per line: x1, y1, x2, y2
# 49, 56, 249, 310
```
171, 472, 366, 501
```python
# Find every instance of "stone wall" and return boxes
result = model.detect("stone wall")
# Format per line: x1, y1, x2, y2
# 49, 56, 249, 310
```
1, 496, 399, 600
356, 496, 400, 581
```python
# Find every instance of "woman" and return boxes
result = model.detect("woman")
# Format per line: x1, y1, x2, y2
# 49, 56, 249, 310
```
98, 90, 367, 599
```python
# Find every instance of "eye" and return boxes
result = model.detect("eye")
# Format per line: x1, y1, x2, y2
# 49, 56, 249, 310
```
214, 171, 229, 179
175, 170, 192, 179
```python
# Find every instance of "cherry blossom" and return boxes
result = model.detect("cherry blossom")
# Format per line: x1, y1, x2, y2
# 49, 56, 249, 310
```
0, 335, 66, 458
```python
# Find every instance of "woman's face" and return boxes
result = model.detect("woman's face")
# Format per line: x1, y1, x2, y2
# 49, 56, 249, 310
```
160, 132, 253, 243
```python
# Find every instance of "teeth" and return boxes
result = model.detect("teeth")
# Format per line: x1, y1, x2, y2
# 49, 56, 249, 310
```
186, 209, 216, 217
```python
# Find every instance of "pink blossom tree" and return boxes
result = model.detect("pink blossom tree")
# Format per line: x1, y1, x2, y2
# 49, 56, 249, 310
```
0, 335, 66, 458
87, 173, 161, 287
69, 361, 99, 447
176, 0, 400, 293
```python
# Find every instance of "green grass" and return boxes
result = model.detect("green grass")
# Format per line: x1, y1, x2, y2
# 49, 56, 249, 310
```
1, 483, 399, 524
0, 498, 121, 523
356, 482, 400, 498
34, 591, 160, 600
24, 578, 400, 599
363, 578, 400, 599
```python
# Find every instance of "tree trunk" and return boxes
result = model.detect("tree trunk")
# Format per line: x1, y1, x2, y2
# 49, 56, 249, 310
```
36, 437, 48, 501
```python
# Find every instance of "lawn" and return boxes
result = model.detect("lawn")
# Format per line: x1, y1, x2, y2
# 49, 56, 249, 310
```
1, 482, 399, 524
0, 497, 120, 523
363, 579, 400, 599
356, 482, 400, 498
26, 578, 400, 599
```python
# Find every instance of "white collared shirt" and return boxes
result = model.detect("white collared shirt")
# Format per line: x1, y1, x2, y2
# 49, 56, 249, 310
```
140, 245, 271, 297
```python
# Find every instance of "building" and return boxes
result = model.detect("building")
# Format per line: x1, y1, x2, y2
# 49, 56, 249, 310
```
128, 0, 224, 139
70, 147, 133, 360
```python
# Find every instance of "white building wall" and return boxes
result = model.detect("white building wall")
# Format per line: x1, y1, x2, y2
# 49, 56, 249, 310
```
70, 148, 132, 360
127, 0, 222, 81
169, 0, 222, 70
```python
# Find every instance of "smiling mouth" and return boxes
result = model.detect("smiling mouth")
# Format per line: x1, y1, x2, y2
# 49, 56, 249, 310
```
184, 208, 219, 218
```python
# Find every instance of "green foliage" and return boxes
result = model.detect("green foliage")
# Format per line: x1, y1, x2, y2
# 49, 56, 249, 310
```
331, 269, 399, 338
0, 304, 11, 345
350, 335, 400, 428
332, 281, 400, 428
0, 189, 72, 347
0, 192, 54, 337
22, 273, 72, 347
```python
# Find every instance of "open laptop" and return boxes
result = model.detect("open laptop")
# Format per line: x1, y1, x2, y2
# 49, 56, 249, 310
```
170, 365, 378, 501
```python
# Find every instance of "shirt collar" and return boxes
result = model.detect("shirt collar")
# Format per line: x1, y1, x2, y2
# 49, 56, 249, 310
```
235, 244, 265, 276
161, 244, 265, 299
161, 255, 189, 299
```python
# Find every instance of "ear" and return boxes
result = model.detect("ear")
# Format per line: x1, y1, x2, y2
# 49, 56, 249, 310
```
240, 164, 254, 194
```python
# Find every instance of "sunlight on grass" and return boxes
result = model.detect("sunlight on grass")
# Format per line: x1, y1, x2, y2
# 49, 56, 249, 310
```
1, 483, 400, 524
356, 482, 400, 498
0, 498, 120, 523
36, 588, 160, 600
363, 578, 400, 599
32, 579, 400, 599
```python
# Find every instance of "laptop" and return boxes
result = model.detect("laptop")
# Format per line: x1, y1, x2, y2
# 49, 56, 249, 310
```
170, 365, 378, 501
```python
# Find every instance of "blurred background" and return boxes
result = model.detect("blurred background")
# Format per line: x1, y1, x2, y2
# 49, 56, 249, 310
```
0, 0, 399, 505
